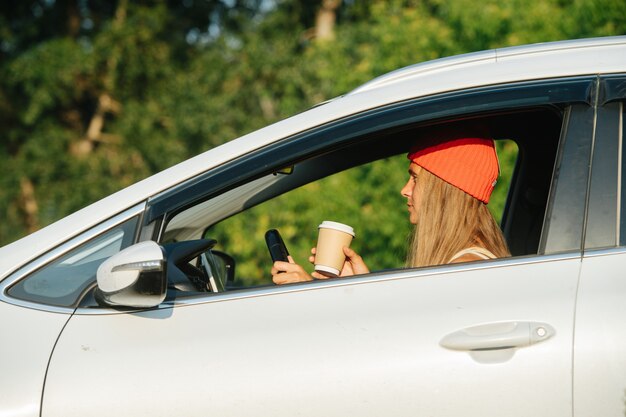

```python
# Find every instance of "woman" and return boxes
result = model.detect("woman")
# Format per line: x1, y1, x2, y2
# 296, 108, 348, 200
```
272, 131, 510, 285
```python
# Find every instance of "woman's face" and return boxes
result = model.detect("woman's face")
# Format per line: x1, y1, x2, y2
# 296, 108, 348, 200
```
401, 162, 424, 225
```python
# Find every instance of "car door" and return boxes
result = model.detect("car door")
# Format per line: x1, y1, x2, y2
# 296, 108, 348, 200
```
0, 302, 69, 417
41, 79, 594, 417
43, 259, 579, 417
574, 76, 626, 417
0, 206, 142, 417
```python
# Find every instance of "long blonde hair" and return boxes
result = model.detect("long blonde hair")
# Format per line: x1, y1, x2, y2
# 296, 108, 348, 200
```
406, 168, 510, 268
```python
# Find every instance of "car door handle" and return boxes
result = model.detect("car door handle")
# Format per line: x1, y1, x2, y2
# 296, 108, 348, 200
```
440, 321, 555, 351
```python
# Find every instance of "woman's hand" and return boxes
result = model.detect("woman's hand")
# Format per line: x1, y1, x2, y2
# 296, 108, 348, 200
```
308, 246, 370, 278
271, 256, 314, 285
338, 246, 369, 276
273, 246, 370, 285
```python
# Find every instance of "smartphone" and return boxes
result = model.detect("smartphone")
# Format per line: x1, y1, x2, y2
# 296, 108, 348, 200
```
265, 229, 290, 263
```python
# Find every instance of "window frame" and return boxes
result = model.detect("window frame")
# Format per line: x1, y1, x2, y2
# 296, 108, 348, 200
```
576, 74, 626, 252
584, 101, 622, 250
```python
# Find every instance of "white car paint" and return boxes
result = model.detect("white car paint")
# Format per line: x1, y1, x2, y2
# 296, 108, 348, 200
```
0, 302, 70, 417
574, 250, 626, 417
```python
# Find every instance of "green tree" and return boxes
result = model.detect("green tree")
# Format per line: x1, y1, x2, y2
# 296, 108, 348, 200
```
0, 0, 268, 243
1, 0, 625, 271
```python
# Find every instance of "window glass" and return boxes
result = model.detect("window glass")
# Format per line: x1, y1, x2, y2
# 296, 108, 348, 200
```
8, 216, 139, 307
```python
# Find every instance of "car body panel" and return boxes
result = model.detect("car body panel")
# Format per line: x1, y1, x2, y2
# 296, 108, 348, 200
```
574, 250, 626, 417
352, 37, 626, 94
0, 302, 70, 417
1, 36, 625, 278
43, 256, 579, 417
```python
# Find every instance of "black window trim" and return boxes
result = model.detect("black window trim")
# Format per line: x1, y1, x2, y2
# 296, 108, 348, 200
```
539, 103, 596, 254
583, 100, 622, 250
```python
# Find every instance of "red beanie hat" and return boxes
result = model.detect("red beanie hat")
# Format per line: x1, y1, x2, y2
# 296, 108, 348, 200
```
407, 136, 499, 204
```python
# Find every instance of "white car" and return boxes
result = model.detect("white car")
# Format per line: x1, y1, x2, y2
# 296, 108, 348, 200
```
2, 36, 626, 417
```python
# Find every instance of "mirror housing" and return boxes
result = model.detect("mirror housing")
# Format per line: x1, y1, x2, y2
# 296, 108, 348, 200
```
96, 241, 167, 308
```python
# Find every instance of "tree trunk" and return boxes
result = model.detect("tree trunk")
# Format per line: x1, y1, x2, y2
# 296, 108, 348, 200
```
72, 0, 127, 158
19, 177, 39, 234
65, 0, 81, 38
315, 0, 341, 41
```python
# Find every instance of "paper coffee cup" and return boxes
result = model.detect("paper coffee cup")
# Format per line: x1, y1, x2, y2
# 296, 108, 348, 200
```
314, 221, 355, 277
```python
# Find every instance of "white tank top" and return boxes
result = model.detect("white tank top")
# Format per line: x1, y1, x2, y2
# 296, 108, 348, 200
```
448, 246, 497, 263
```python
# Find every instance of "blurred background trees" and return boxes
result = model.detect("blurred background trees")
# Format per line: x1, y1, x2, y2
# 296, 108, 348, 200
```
1, 0, 625, 261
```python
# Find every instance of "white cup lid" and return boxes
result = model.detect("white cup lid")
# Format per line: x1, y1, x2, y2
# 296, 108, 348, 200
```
318, 221, 355, 237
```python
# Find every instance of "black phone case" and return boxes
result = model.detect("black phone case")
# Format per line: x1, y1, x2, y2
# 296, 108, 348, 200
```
265, 229, 290, 263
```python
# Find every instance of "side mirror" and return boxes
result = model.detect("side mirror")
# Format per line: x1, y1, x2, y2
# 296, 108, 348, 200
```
95, 241, 166, 308
213, 250, 235, 284
201, 249, 235, 292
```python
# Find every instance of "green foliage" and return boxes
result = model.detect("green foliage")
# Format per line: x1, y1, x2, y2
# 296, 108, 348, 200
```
563, 0, 626, 38
6, 38, 89, 125
490, 140, 518, 222
1, 0, 625, 276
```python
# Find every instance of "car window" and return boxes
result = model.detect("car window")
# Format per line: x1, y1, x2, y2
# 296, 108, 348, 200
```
202, 141, 518, 289
154, 78, 595, 297
7, 216, 139, 308
164, 111, 569, 293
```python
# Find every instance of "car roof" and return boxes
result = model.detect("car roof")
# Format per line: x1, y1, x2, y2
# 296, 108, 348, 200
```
1, 36, 625, 278
349, 36, 626, 95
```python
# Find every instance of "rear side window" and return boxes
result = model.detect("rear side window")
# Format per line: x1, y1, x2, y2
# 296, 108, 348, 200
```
7, 217, 138, 307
